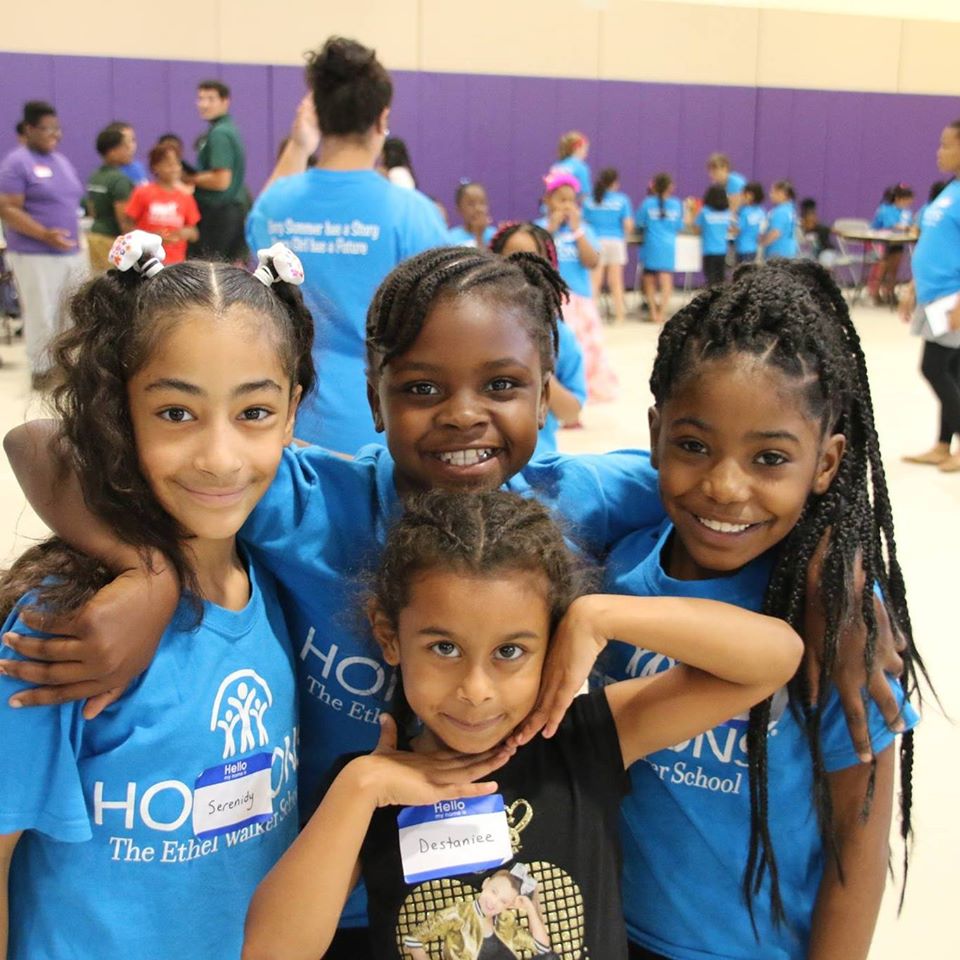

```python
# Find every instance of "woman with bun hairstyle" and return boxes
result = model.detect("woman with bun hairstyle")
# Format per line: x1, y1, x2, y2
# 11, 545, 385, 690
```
248, 36, 448, 455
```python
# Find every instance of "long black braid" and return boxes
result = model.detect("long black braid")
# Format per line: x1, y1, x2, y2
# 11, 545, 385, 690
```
365, 246, 568, 376
649, 258, 930, 927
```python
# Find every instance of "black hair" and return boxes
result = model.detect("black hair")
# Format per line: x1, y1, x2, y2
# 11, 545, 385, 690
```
799, 197, 818, 217
305, 36, 392, 138
927, 180, 948, 203
15, 121, 25, 137
0, 261, 315, 624
96, 126, 126, 158
197, 79, 230, 99
773, 179, 796, 201
881, 184, 897, 205
455, 180, 486, 207
892, 184, 914, 202
703, 184, 729, 211
365, 246, 567, 378
592, 168, 618, 206
382, 137, 415, 181
649, 259, 928, 927
23, 101, 55, 127
652, 172, 672, 219
489, 222, 558, 270
743, 181, 765, 205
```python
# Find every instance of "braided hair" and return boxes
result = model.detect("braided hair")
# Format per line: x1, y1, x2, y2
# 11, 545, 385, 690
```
365, 246, 568, 378
489, 222, 559, 270
649, 259, 928, 925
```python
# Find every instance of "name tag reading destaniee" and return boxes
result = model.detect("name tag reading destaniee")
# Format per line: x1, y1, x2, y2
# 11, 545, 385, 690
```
192, 752, 274, 839
397, 794, 512, 885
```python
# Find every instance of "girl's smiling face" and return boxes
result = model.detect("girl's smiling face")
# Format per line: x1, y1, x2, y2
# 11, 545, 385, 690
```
650, 354, 844, 581
374, 568, 551, 755
368, 292, 549, 495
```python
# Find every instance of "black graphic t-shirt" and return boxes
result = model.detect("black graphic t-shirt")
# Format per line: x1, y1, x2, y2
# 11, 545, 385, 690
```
360, 690, 630, 960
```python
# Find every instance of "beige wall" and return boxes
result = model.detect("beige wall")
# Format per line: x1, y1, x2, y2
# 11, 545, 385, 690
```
4, 0, 960, 95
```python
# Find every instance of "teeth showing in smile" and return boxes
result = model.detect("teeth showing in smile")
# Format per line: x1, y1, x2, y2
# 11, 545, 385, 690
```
435, 449, 495, 467
696, 516, 754, 534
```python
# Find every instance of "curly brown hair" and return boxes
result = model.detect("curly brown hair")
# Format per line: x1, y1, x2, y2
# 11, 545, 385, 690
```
0, 261, 315, 623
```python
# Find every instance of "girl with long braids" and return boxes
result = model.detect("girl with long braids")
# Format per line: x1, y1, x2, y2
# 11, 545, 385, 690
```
0, 232, 315, 958
594, 260, 925, 960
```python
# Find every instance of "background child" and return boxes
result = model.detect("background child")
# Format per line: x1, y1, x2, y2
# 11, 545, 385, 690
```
0, 235, 315, 959
243, 489, 802, 960
553, 129, 591, 198
447, 180, 495, 248
489, 221, 587, 456
381, 136, 416, 190
706, 152, 747, 211
599, 261, 924, 960
125, 144, 201, 265
762, 180, 798, 259
691, 184, 731, 287
734, 181, 765, 263
869, 184, 914, 306
582, 167, 634, 324
536, 169, 618, 402
84, 124, 134, 272
637, 173, 684, 325
799, 197, 836, 266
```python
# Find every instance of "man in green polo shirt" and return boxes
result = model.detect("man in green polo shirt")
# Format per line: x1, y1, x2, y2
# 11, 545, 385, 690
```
187, 79, 248, 261
85, 125, 134, 272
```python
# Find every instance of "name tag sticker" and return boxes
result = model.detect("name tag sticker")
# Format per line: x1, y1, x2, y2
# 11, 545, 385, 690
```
33, 165, 53, 179
397, 794, 512, 885
193, 752, 273, 839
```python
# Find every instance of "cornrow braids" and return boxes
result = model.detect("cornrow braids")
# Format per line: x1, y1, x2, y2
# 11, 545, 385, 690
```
649, 259, 929, 926
365, 246, 567, 376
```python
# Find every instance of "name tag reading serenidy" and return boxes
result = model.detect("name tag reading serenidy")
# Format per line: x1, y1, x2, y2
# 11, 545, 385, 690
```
192, 752, 274, 839
397, 794, 512, 884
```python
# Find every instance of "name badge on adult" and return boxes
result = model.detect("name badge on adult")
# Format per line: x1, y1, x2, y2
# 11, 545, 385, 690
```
192, 752, 274, 839
397, 794, 512, 885
33, 165, 53, 179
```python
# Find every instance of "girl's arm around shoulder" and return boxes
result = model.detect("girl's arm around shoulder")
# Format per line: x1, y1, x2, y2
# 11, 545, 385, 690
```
807, 745, 896, 960
591, 595, 803, 767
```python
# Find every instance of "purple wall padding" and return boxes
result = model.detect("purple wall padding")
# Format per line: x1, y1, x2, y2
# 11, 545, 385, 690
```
2, 51, 957, 228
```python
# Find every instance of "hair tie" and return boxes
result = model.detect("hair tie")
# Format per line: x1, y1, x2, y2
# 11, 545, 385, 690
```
252, 243, 305, 288
509, 862, 537, 897
108, 231, 166, 278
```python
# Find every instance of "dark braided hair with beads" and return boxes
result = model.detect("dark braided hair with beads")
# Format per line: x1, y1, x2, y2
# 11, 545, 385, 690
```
649, 258, 929, 926
365, 246, 568, 377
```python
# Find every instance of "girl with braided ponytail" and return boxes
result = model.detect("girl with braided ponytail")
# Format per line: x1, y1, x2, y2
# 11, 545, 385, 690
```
0, 234, 315, 958
6, 244, 665, 956
596, 260, 923, 960
245, 489, 801, 960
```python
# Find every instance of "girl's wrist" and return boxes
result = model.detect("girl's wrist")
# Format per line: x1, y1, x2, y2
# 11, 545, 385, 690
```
570, 227, 585, 241
344, 755, 387, 808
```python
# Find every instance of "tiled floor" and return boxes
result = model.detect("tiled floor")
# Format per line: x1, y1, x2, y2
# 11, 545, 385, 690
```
0, 295, 956, 958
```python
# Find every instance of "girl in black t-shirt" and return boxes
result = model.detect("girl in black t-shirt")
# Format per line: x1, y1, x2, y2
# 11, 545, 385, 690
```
244, 491, 801, 960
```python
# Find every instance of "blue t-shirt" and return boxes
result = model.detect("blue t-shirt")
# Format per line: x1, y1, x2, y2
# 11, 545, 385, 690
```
871, 202, 912, 230
0, 560, 299, 960
555, 156, 592, 197
912, 179, 960, 304
534, 217, 599, 297
695, 207, 732, 256
446, 224, 496, 248
582, 190, 633, 239
637, 196, 684, 272
764, 202, 798, 258
596, 519, 918, 960
239, 442, 664, 927
535, 319, 587, 457
725, 170, 747, 196
246, 168, 448, 454
736, 203, 765, 255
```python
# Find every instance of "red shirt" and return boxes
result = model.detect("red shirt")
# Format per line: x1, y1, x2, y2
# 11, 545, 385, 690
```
125, 183, 201, 264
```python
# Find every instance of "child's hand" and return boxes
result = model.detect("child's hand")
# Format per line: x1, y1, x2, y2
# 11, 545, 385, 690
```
566, 206, 582, 231
509, 595, 609, 746
290, 93, 321, 156
804, 535, 907, 763
547, 210, 566, 234
0, 566, 179, 718
360, 715, 513, 808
